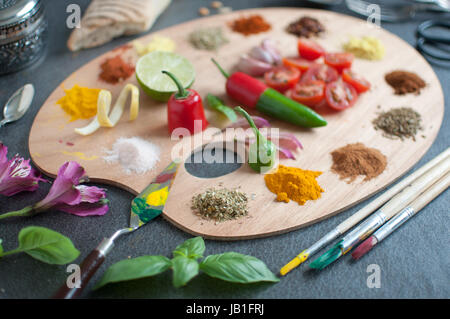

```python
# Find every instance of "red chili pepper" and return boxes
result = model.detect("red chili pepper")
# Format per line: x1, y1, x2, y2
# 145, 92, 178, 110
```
226, 72, 267, 108
212, 59, 327, 128
163, 70, 208, 135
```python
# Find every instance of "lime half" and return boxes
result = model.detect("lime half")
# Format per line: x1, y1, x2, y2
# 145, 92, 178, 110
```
136, 51, 196, 102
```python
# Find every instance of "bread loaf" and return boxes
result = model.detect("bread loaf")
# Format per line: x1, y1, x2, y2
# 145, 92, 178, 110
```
68, 0, 171, 51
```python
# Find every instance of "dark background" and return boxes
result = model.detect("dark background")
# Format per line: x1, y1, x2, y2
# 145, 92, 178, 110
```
0, 0, 448, 299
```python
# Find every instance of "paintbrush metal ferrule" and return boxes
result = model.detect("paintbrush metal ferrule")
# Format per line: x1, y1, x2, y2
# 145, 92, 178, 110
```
373, 206, 415, 242
340, 210, 387, 254
307, 227, 341, 256
280, 228, 340, 275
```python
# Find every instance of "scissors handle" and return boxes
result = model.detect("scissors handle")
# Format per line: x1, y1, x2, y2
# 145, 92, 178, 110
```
417, 20, 450, 44
417, 20, 450, 61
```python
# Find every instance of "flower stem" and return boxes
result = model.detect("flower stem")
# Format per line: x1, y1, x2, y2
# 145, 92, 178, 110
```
0, 206, 34, 220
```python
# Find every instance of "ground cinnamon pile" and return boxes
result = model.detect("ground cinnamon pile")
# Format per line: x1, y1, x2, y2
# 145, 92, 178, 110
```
99, 55, 135, 84
230, 15, 271, 36
331, 143, 387, 183
385, 70, 425, 95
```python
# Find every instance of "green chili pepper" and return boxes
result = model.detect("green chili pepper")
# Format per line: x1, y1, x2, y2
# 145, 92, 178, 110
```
206, 94, 238, 123
235, 106, 276, 173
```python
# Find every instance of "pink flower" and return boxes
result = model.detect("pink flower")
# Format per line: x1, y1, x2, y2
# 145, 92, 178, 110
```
52, 185, 109, 217
0, 143, 46, 196
33, 161, 109, 217
0, 161, 109, 220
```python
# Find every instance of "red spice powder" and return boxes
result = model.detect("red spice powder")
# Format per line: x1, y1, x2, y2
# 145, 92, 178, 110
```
99, 55, 135, 84
230, 15, 271, 36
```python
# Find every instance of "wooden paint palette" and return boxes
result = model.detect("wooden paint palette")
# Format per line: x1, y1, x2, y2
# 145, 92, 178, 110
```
29, 8, 444, 240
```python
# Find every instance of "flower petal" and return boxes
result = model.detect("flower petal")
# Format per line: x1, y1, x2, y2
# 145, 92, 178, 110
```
76, 185, 106, 203
37, 161, 85, 208
0, 147, 47, 196
55, 201, 109, 217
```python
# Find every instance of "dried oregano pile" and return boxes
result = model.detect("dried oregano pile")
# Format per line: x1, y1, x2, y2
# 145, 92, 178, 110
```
373, 107, 423, 141
191, 187, 249, 222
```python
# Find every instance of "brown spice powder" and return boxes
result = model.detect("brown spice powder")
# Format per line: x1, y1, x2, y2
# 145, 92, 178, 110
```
385, 70, 426, 95
286, 16, 325, 38
331, 143, 387, 183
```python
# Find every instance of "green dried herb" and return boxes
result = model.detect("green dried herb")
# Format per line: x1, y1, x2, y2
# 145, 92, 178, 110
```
191, 187, 249, 222
372, 107, 423, 141
188, 27, 229, 50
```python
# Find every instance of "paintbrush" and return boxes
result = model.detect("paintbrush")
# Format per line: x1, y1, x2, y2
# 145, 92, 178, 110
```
309, 154, 450, 270
352, 172, 450, 260
280, 148, 450, 275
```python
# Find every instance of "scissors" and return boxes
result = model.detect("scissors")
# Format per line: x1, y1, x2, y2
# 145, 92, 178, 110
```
416, 19, 450, 61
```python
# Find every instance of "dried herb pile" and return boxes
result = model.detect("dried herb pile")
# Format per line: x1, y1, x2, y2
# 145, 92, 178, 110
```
188, 27, 229, 50
373, 107, 423, 141
191, 187, 249, 222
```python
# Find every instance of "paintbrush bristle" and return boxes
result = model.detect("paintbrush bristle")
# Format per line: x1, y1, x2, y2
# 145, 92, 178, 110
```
352, 236, 377, 260
309, 241, 342, 270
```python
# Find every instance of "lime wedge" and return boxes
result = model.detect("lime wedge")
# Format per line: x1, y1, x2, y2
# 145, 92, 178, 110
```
136, 51, 196, 102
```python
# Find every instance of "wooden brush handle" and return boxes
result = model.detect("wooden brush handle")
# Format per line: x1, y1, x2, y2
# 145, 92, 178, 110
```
52, 237, 115, 299
338, 147, 450, 233
52, 248, 105, 299
410, 172, 450, 213
380, 156, 450, 219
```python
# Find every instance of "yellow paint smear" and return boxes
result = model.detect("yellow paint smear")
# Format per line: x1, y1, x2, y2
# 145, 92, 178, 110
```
60, 151, 98, 161
145, 186, 169, 207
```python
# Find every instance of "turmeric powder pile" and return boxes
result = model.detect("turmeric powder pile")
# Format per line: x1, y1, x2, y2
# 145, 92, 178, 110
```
56, 85, 101, 121
264, 165, 324, 205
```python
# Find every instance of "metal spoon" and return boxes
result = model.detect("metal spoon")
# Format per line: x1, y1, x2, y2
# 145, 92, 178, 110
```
0, 84, 34, 128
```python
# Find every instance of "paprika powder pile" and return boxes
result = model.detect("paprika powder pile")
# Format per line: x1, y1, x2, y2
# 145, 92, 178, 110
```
99, 55, 135, 84
264, 165, 324, 205
230, 15, 271, 36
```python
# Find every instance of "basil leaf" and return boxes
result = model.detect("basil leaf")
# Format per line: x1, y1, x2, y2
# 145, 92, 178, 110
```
0, 239, 3, 256
200, 252, 279, 283
171, 256, 199, 288
94, 255, 171, 290
172, 236, 205, 259
206, 94, 238, 123
16, 226, 80, 265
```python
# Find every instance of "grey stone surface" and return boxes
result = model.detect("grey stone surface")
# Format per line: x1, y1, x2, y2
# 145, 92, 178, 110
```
0, 0, 448, 299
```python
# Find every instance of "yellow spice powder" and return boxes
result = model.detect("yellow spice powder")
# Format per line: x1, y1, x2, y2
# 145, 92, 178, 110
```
264, 165, 324, 205
343, 36, 385, 61
56, 85, 101, 121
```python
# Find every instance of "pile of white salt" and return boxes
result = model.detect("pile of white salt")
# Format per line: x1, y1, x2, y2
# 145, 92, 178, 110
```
103, 136, 160, 174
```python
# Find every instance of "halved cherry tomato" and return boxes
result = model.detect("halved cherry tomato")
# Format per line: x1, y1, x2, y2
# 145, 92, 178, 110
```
282, 57, 312, 72
342, 69, 371, 93
290, 80, 325, 107
325, 80, 358, 111
301, 64, 339, 83
297, 39, 326, 61
324, 52, 354, 73
264, 66, 301, 93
